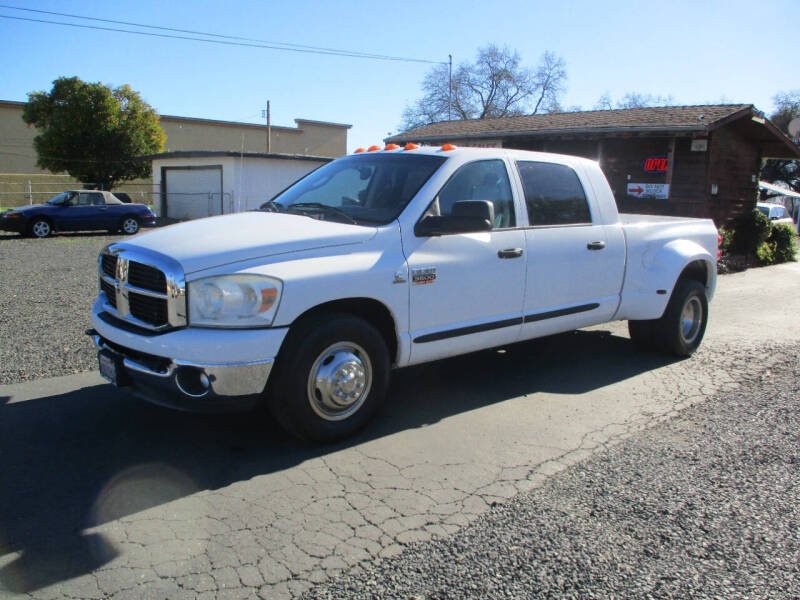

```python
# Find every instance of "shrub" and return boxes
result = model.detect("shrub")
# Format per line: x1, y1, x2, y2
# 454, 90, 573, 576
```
769, 223, 799, 263
731, 209, 772, 254
718, 227, 734, 253
756, 241, 775, 265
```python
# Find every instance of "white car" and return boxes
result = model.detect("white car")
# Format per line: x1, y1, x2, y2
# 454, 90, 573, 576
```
757, 202, 795, 226
89, 146, 719, 441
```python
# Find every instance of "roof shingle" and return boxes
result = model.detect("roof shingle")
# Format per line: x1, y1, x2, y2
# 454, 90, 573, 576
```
387, 104, 753, 142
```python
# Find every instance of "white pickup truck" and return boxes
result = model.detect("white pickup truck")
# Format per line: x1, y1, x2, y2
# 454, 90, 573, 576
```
90, 146, 718, 441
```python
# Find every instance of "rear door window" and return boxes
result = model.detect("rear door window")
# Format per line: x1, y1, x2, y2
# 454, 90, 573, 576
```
516, 161, 592, 226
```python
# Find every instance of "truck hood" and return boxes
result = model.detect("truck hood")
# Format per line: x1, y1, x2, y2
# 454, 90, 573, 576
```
126, 212, 377, 274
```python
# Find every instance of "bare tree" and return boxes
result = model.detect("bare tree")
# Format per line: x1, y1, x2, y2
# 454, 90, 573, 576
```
761, 90, 800, 195
400, 45, 567, 131
770, 90, 800, 133
593, 91, 674, 110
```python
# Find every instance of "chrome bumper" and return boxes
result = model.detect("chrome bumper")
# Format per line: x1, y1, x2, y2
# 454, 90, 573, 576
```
90, 332, 273, 412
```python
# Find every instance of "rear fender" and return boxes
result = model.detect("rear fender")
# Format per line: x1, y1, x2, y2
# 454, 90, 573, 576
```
615, 239, 716, 321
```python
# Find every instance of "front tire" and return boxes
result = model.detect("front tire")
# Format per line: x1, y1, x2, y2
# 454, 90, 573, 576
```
121, 216, 140, 235
30, 218, 52, 238
268, 313, 390, 442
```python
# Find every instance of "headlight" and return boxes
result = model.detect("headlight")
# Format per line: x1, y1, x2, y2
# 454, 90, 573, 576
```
188, 274, 282, 328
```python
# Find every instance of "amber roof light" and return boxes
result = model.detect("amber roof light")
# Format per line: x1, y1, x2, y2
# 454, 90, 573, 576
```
354, 147, 366, 153
367, 145, 381, 152
384, 143, 400, 151
404, 143, 420, 150
441, 143, 457, 151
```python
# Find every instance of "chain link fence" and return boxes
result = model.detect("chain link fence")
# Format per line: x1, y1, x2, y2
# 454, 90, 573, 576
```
0, 179, 157, 211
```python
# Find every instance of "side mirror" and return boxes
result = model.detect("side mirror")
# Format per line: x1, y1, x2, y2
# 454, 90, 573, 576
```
415, 200, 494, 236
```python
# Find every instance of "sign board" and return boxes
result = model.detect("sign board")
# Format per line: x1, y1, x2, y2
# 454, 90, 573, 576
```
627, 183, 669, 200
456, 139, 502, 148
691, 139, 708, 152
642, 156, 668, 172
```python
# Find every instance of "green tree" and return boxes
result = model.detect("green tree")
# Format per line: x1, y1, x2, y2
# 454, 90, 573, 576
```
400, 45, 566, 131
23, 76, 165, 189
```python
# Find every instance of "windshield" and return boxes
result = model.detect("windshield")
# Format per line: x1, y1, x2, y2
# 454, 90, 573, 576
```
47, 192, 75, 205
263, 154, 446, 225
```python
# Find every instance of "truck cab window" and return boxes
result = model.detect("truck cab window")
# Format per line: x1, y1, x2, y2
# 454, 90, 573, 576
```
516, 161, 592, 226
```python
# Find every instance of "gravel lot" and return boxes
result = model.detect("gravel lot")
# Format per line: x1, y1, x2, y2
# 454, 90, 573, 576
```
0, 232, 124, 384
307, 348, 800, 600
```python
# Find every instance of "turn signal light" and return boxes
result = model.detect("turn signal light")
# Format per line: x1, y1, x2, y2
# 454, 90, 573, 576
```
354, 148, 366, 153
367, 145, 381, 152
384, 143, 400, 151
404, 143, 419, 150
441, 143, 456, 151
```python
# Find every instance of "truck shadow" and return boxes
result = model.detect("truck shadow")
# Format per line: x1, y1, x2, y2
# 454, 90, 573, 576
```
0, 329, 679, 593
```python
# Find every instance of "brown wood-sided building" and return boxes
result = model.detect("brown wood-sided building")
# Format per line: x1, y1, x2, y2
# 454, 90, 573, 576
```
387, 105, 800, 225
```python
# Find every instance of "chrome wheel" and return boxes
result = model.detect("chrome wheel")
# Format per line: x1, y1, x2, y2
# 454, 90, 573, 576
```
680, 296, 703, 345
307, 341, 372, 421
32, 220, 51, 238
122, 217, 139, 235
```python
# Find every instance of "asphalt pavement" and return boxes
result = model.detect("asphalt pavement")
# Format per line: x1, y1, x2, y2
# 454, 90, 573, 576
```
0, 262, 798, 599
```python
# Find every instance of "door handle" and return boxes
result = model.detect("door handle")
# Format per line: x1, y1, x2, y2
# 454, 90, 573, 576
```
587, 241, 606, 250
498, 248, 523, 259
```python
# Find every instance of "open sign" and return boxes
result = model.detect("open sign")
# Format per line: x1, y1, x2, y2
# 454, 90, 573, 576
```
642, 156, 668, 173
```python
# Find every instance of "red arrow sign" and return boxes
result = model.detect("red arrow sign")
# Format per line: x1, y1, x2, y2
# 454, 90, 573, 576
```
629, 186, 644, 194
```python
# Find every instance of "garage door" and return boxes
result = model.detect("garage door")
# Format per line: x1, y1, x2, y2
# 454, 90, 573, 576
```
163, 166, 223, 220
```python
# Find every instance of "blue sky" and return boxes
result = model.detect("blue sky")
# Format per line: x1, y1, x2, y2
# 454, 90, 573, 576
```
1, 0, 796, 152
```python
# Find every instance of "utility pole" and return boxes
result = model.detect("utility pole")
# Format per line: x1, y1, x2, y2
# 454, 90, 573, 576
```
262, 101, 271, 153
448, 54, 452, 121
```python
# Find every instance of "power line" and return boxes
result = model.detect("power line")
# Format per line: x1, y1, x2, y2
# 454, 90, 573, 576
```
0, 8, 445, 65
0, 3, 417, 60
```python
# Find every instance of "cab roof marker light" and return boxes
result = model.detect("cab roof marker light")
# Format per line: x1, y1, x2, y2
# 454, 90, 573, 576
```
441, 143, 457, 151
384, 143, 400, 151
404, 143, 420, 150
354, 147, 366, 153
367, 145, 381, 152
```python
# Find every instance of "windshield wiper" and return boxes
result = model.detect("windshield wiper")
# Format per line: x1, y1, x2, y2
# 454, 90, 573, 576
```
258, 200, 284, 213
286, 202, 358, 225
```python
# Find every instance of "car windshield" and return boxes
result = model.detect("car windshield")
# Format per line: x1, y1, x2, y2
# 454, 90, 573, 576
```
47, 192, 74, 205
262, 154, 446, 225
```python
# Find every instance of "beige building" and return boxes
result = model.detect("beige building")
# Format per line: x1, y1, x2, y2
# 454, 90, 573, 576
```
0, 99, 349, 174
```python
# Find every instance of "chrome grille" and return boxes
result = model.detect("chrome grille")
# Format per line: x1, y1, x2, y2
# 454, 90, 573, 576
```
101, 254, 117, 279
98, 244, 186, 331
100, 279, 117, 309
128, 262, 166, 293
129, 293, 168, 326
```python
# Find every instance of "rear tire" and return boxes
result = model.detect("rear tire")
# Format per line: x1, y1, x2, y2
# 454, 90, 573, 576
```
268, 313, 390, 442
654, 279, 708, 356
121, 216, 140, 235
628, 319, 656, 351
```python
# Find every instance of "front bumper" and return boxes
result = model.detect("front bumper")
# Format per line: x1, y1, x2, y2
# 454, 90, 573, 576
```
90, 298, 289, 412
0, 214, 25, 233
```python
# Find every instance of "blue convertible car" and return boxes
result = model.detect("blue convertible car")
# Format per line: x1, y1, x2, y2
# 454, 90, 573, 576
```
0, 190, 157, 238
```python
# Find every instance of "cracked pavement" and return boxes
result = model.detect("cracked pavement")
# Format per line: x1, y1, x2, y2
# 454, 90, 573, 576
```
1, 262, 799, 599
